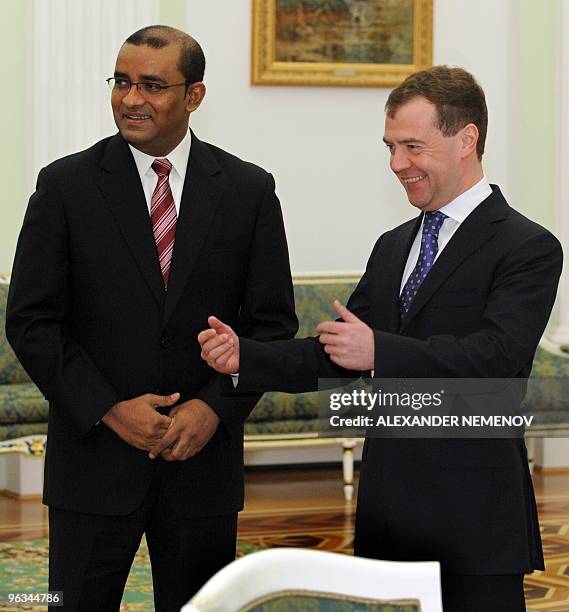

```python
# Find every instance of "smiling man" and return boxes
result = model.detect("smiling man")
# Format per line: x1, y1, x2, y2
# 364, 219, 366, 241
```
6, 25, 297, 611
198, 66, 563, 610
384, 95, 485, 213
111, 40, 195, 157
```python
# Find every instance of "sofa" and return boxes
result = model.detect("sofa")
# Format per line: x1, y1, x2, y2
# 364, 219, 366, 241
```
244, 276, 362, 499
0, 280, 48, 453
0, 278, 358, 444
245, 275, 358, 437
1, 276, 568, 498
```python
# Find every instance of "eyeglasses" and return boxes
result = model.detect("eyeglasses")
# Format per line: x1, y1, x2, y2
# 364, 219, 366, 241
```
106, 77, 186, 96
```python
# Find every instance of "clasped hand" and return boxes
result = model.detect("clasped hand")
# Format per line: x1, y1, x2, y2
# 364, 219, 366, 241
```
102, 394, 219, 461
198, 300, 375, 372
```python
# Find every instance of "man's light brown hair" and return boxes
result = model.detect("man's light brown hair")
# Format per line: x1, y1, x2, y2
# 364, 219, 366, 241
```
385, 65, 488, 160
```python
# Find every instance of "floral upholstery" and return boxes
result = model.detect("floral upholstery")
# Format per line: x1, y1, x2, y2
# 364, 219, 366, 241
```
0, 283, 30, 384
0, 423, 47, 442
292, 281, 359, 337
244, 592, 420, 611
0, 282, 48, 442
521, 345, 569, 428
248, 279, 358, 426
0, 383, 48, 424
247, 391, 318, 423
245, 418, 324, 436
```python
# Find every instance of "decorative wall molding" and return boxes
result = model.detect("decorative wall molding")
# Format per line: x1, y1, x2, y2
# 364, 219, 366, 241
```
547, 0, 569, 344
28, 0, 159, 193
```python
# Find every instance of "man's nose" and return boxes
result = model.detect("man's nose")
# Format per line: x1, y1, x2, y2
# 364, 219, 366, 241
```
122, 84, 145, 106
390, 148, 411, 173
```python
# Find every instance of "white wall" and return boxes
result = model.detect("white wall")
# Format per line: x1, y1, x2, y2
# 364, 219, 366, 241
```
186, 0, 518, 274
434, 0, 518, 208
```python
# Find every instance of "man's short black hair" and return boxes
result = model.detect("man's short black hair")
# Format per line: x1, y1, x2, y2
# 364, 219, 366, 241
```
125, 25, 205, 89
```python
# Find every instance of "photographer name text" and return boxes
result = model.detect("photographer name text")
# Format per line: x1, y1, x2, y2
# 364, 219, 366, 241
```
328, 414, 534, 428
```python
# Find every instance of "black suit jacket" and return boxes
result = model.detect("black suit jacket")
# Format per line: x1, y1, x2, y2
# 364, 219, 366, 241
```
236, 186, 562, 574
6, 131, 298, 517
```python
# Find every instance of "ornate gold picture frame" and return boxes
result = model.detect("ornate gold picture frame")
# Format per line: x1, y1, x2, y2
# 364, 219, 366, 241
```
252, 0, 433, 87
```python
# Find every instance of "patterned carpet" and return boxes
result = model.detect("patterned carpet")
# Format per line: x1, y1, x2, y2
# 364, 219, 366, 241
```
0, 537, 150, 611
524, 493, 569, 611
0, 492, 567, 610
237, 504, 569, 612
0, 538, 263, 611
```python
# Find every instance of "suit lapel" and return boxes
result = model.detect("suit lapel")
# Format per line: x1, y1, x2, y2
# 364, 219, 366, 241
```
98, 134, 165, 307
374, 216, 422, 333
162, 133, 223, 325
399, 186, 508, 332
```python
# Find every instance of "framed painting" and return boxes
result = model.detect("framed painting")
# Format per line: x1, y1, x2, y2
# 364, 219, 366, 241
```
252, 0, 433, 87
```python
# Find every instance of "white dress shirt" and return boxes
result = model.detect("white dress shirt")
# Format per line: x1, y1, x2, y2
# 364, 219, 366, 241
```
128, 129, 192, 215
400, 177, 492, 293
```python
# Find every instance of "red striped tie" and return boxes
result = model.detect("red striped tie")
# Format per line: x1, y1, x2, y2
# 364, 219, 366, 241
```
151, 159, 177, 288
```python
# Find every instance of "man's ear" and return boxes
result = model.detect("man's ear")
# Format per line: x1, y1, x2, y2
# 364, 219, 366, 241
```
459, 123, 479, 158
185, 82, 206, 114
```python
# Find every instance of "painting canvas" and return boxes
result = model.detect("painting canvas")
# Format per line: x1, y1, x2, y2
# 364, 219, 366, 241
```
252, 0, 432, 87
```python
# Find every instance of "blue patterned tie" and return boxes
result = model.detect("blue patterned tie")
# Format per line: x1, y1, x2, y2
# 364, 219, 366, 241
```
399, 210, 447, 317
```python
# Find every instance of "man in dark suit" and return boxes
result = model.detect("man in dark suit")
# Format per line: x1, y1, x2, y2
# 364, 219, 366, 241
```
198, 66, 562, 610
5, 25, 297, 611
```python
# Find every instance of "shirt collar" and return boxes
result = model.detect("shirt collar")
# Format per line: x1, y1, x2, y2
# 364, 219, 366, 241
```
437, 176, 492, 223
128, 129, 192, 183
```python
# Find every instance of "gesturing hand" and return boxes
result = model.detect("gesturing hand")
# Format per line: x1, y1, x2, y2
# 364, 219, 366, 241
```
315, 300, 375, 371
102, 392, 179, 451
148, 399, 220, 461
197, 316, 240, 374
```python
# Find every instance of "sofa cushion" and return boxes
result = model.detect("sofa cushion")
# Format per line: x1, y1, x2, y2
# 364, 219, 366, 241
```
0, 423, 48, 442
247, 391, 318, 423
293, 278, 359, 336
0, 283, 31, 384
0, 383, 49, 425
248, 277, 358, 424
245, 418, 324, 436
522, 345, 569, 426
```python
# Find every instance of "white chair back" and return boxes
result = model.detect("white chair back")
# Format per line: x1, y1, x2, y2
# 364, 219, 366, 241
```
182, 548, 442, 612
